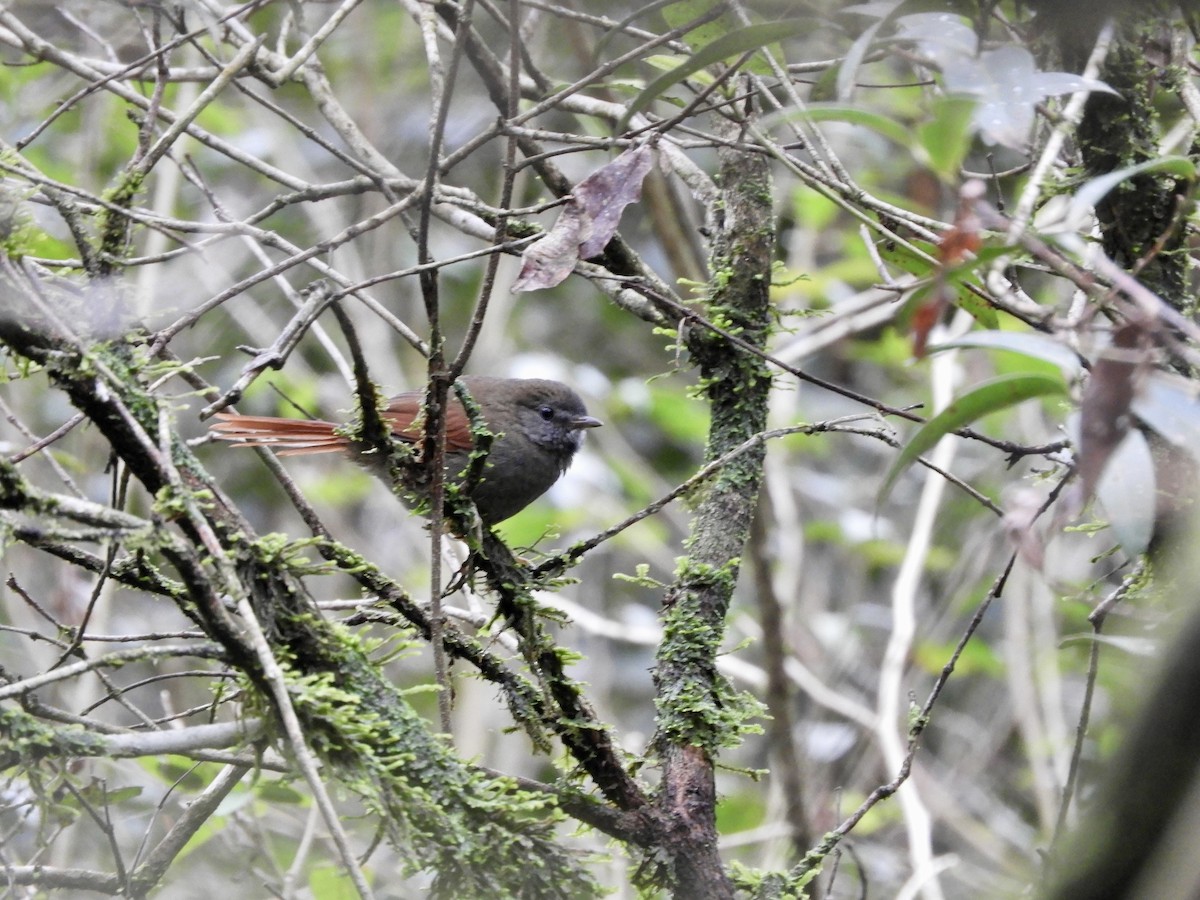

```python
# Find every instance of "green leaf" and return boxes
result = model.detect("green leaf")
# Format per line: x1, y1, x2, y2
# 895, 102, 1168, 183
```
915, 638, 1004, 677
661, 0, 731, 52
256, 778, 307, 804
643, 53, 692, 74
790, 183, 839, 231
930, 330, 1085, 377
917, 96, 977, 180
1060, 633, 1158, 656
878, 373, 1067, 504
770, 103, 915, 149
104, 786, 144, 804
951, 284, 999, 329
619, 20, 812, 132
902, 280, 999, 330
661, 2, 802, 76
1069, 156, 1196, 219
310, 865, 362, 900
877, 236, 935, 279
879, 239, 1003, 328
836, 18, 885, 101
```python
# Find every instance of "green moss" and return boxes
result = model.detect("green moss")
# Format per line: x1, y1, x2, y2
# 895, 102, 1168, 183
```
96, 171, 145, 264
1077, 36, 1192, 311
153, 484, 213, 519
654, 558, 766, 750
0, 708, 106, 768
0, 206, 600, 900
0, 179, 38, 258
729, 860, 817, 899
240, 532, 334, 577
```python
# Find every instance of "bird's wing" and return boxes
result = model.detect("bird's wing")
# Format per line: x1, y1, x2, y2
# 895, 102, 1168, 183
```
382, 391, 476, 451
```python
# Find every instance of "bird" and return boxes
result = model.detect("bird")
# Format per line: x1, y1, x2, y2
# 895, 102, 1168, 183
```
209, 376, 601, 524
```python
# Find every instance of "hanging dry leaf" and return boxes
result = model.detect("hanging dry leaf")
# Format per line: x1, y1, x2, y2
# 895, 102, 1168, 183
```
511, 204, 587, 294
1074, 323, 1145, 504
513, 145, 655, 292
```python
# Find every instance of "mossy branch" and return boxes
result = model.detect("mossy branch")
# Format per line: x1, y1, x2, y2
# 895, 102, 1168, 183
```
650, 106, 776, 898
0, 286, 597, 898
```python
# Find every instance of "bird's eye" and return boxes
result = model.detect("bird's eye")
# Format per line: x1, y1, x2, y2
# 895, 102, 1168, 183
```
538, 405, 554, 421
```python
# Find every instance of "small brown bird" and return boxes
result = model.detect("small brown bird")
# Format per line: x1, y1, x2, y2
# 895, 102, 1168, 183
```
210, 376, 601, 524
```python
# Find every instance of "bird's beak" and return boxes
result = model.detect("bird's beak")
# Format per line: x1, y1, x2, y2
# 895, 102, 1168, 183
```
572, 415, 603, 430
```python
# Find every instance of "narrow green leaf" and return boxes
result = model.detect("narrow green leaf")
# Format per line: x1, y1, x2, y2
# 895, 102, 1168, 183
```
1060, 633, 1158, 655
836, 19, 884, 101
1070, 156, 1196, 219
878, 373, 1067, 504
643, 53, 692, 73
952, 285, 999, 329
768, 104, 916, 149
876, 236, 937, 278
618, 20, 811, 132
878, 239, 1003, 329
930, 330, 1085, 377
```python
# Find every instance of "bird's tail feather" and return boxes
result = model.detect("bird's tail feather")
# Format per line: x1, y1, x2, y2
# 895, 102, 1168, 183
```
209, 414, 346, 455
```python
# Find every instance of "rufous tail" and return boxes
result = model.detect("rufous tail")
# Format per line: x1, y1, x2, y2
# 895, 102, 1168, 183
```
209, 414, 348, 455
